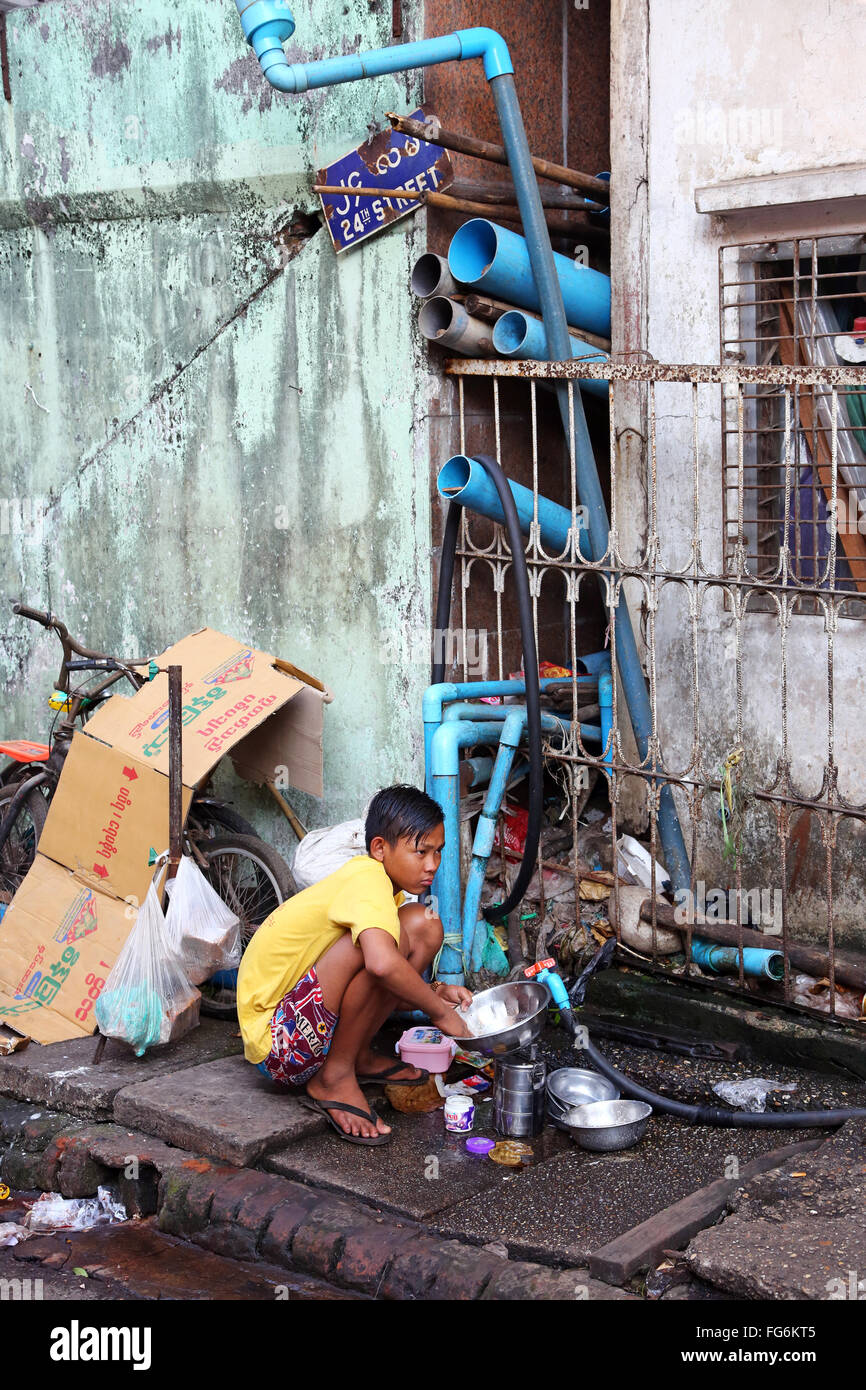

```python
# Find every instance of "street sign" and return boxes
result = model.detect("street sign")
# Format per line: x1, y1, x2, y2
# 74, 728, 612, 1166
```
317, 107, 453, 254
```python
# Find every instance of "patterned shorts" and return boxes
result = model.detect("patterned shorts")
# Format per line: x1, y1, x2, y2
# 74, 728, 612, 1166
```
255, 967, 339, 1089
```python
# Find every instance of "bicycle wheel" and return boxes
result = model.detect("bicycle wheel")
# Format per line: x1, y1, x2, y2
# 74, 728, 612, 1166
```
0, 786, 49, 899
195, 834, 296, 1021
186, 799, 258, 840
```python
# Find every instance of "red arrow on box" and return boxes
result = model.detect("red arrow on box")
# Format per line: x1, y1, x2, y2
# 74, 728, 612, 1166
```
122, 766, 138, 780
92, 863, 109, 878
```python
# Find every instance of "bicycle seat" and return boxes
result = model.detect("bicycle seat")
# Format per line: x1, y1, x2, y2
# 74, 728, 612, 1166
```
0, 741, 50, 762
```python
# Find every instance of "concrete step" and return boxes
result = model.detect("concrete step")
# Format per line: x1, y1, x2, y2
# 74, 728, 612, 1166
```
0, 1019, 243, 1121
112, 1053, 325, 1165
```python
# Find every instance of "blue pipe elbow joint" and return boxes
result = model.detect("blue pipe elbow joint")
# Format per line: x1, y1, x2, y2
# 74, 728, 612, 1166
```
237, 1, 296, 72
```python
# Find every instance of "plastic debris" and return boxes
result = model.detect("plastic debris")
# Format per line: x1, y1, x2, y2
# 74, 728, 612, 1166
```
712, 1078, 797, 1113
164, 853, 241, 986
0, 1223, 27, 1247
26, 1186, 126, 1234
94, 866, 200, 1056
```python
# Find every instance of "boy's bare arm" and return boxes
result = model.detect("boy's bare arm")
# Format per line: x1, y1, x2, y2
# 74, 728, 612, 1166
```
359, 928, 472, 1038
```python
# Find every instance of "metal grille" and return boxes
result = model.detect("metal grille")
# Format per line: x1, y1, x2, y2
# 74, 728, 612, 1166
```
443, 355, 866, 1028
720, 235, 866, 609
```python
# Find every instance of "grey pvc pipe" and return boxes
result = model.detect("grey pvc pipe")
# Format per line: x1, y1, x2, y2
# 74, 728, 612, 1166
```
418, 296, 495, 355
411, 252, 463, 301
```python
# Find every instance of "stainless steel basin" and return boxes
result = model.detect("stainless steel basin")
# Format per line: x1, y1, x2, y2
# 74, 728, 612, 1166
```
547, 1067, 619, 1127
457, 981, 549, 1055
562, 1098, 652, 1151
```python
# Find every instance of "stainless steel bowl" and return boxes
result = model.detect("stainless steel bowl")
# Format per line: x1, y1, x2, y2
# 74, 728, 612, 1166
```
457, 981, 549, 1055
563, 1099, 652, 1151
547, 1067, 619, 1128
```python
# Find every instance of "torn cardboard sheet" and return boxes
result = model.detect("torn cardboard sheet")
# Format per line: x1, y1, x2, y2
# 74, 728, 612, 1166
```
0, 627, 328, 1045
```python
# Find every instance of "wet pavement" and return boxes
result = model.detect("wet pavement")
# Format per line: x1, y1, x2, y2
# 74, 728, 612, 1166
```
3, 1199, 363, 1301
4, 1013, 866, 1299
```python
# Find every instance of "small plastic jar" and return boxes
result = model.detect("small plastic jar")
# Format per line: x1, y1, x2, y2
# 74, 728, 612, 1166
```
444, 1095, 475, 1133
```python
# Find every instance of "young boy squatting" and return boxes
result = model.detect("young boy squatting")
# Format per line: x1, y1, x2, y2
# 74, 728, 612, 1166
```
237, 785, 473, 1145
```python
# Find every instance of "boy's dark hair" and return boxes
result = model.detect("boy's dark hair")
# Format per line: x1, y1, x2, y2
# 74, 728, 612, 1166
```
365, 784, 444, 854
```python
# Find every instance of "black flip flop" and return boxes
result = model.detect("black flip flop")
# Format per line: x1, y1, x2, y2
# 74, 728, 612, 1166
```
299, 1095, 392, 1146
355, 1061, 431, 1087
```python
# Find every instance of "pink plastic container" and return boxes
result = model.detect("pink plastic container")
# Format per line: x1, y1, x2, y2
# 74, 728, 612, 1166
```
395, 1026, 458, 1074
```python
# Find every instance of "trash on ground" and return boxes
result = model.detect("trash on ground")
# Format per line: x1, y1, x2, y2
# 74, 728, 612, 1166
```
16, 1186, 126, 1239
435, 1073, 491, 1097
0, 1222, 28, 1247
616, 833, 669, 891
712, 1078, 798, 1113
383, 1077, 444, 1113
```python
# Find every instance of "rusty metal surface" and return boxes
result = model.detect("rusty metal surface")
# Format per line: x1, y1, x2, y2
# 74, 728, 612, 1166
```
446, 357, 866, 386
422, 0, 610, 262
443, 360, 866, 1029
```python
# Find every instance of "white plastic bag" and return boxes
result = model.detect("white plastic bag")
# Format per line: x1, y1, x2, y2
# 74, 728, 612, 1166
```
26, 1186, 127, 1233
94, 864, 200, 1056
292, 817, 367, 890
163, 853, 241, 986
712, 1078, 797, 1113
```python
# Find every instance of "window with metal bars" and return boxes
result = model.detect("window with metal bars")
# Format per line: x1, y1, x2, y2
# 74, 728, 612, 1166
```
719, 234, 866, 615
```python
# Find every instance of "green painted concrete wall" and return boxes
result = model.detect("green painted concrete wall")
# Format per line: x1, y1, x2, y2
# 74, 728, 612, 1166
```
0, 0, 432, 856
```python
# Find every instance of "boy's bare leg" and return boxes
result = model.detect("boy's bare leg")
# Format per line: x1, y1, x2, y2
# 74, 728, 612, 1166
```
354, 903, 443, 1078
306, 905, 443, 1138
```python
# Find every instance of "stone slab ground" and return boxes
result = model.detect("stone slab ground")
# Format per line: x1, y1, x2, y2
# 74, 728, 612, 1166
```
683, 1119, 866, 1299
0, 1100, 631, 1300
113, 1054, 326, 1165
0, 1020, 242, 1120
4, 1019, 866, 1298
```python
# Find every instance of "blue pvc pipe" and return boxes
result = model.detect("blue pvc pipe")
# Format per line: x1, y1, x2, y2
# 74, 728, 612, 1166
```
599, 670, 614, 770
690, 940, 784, 982
429, 719, 512, 981
237, 6, 513, 86
442, 701, 601, 745
448, 219, 611, 339
459, 709, 576, 970
492, 311, 609, 398
422, 674, 602, 796
439, 453, 692, 896
439, 454, 582, 557
235, 1, 693, 907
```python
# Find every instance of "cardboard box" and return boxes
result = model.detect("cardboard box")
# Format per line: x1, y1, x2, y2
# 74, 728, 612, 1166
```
0, 857, 137, 1045
37, 733, 193, 907
0, 628, 328, 1044
84, 628, 327, 794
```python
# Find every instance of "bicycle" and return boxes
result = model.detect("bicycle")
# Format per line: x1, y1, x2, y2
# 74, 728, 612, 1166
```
0, 603, 297, 1019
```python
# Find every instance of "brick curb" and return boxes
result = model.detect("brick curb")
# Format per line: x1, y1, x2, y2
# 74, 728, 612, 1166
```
0, 1098, 631, 1300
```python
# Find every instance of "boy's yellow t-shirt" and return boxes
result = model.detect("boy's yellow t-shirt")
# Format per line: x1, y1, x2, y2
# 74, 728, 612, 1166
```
237, 855, 404, 1063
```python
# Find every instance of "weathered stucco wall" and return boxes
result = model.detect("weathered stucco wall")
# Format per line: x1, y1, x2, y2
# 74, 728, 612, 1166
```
0, 0, 433, 856
612, 0, 866, 934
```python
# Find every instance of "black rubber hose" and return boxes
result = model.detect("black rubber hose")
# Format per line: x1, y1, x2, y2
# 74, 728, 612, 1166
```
432, 453, 543, 924
579, 1029, 866, 1129
431, 498, 462, 687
